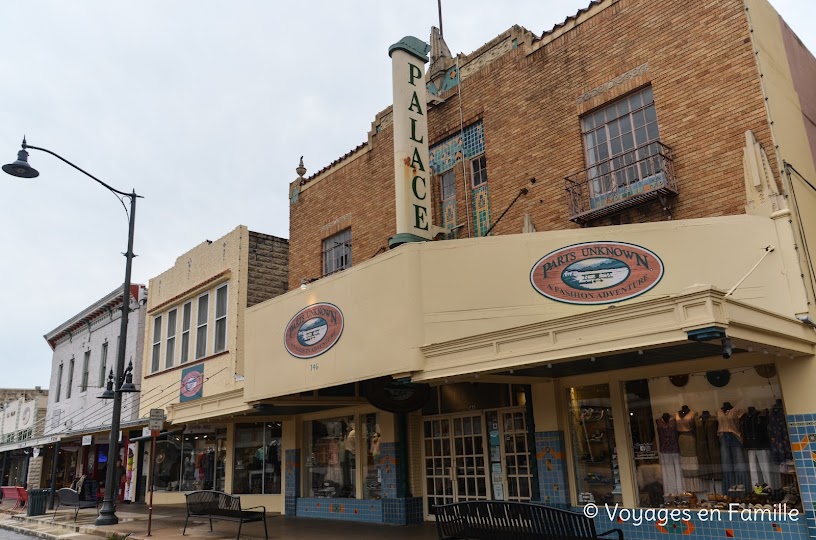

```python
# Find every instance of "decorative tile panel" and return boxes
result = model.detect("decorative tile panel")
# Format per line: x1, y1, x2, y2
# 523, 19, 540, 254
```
296, 498, 383, 523
379, 442, 398, 499
473, 183, 492, 237
788, 414, 816, 539
429, 121, 485, 175
535, 431, 569, 507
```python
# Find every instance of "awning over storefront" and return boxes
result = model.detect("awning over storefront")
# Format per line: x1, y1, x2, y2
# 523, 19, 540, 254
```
413, 286, 816, 382
0, 434, 60, 453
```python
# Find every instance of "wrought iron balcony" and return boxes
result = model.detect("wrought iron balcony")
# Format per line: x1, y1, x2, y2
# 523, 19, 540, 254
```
565, 140, 677, 224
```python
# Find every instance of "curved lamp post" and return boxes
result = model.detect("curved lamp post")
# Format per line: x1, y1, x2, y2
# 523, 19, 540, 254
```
4, 137, 142, 526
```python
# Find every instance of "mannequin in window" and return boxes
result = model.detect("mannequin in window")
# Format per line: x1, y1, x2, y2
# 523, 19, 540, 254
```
718, 401, 747, 493
675, 405, 702, 492
341, 424, 356, 496
656, 412, 681, 496
693, 410, 721, 485
768, 399, 792, 466
741, 406, 774, 488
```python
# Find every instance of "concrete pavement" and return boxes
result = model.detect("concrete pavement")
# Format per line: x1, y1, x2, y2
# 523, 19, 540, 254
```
0, 503, 438, 540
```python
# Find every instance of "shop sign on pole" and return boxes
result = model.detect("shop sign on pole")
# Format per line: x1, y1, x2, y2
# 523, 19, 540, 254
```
148, 409, 164, 433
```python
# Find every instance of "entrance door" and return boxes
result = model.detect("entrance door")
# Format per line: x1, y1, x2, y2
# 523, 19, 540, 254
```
423, 413, 489, 514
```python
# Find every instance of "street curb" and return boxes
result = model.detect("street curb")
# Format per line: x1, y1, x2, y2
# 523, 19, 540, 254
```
0, 520, 64, 540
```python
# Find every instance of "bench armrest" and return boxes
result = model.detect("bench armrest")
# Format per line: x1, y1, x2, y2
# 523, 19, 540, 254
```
597, 528, 624, 540
243, 505, 266, 513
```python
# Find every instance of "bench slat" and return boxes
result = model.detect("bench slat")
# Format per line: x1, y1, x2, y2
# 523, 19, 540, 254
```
435, 501, 623, 540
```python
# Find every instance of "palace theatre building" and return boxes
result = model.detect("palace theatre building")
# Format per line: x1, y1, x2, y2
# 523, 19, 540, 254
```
244, 0, 816, 536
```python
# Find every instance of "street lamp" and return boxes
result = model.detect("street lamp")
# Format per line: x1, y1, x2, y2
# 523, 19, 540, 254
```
3, 137, 143, 526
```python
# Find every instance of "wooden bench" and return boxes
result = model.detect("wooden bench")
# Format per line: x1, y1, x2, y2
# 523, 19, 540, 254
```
53, 488, 99, 522
0, 486, 26, 510
184, 490, 270, 540
435, 501, 624, 540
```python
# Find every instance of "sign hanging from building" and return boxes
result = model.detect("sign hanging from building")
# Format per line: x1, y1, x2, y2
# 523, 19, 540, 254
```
284, 303, 344, 359
388, 36, 434, 247
180, 365, 204, 402
82, 435, 93, 446
530, 241, 664, 305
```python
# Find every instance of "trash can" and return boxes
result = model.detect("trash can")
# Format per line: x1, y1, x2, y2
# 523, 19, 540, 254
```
27, 489, 51, 516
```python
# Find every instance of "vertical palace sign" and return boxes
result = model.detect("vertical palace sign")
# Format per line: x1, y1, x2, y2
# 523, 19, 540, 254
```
389, 36, 433, 247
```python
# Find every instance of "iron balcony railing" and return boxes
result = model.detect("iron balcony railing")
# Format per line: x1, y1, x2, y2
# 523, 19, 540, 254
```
565, 140, 677, 223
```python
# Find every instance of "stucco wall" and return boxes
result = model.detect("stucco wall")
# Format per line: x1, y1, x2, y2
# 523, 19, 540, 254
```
139, 226, 249, 421
246, 214, 795, 401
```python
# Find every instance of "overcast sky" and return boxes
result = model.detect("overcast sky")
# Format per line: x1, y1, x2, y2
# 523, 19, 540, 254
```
1, 0, 813, 391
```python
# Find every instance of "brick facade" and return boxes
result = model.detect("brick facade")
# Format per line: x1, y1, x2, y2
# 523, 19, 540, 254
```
247, 231, 289, 308
288, 0, 775, 290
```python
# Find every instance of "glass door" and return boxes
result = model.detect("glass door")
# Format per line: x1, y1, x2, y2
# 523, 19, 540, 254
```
423, 413, 489, 515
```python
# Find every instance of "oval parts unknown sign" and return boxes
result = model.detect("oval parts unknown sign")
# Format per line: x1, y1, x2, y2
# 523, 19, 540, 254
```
284, 303, 344, 359
530, 241, 663, 305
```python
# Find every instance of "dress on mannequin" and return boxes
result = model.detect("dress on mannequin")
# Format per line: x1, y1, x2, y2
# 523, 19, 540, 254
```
693, 411, 721, 482
656, 414, 683, 496
768, 401, 792, 464
676, 407, 704, 492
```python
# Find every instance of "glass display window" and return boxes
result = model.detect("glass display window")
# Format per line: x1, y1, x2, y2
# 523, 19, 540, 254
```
566, 384, 622, 506
152, 427, 226, 492
363, 413, 381, 499
624, 364, 799, 511
302, 413, 381, 500
304, 415, 357, 498
233, 422, 282, 494
154, 433, 183, 491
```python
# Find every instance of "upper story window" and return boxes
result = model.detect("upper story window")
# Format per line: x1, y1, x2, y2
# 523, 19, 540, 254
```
470, 155, 487, 188
148, 283, 230, 376
166, 308, 177, 369
441, 170, 456, 200
581, 86, 660, 193
567, 85, 675, 223
322, 229, 352, 277
180, 301, 192, 364
98, 341, 109, 387
151, 315, 162, 373
196, 293, 209, 360
56, 363, 63, 402
214, 284, 228, 354
81, 350, 90, 392
66, 358, 75, 399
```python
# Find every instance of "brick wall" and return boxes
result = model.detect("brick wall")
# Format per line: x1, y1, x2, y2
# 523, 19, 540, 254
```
247, 231, 289, 308
288, 0, 774, 290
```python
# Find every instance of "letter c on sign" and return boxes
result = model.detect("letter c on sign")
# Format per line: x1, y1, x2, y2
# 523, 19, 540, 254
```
412, 175, 426, 200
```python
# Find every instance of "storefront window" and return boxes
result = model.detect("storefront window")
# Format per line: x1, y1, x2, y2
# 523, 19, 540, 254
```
304, 415, 356, 498
566, 384, 622, 506
180, 431, 221, 491
624, 364, 800, 510
233, 423, 282, 494
363, 413, 381, 499
153, 427, 226, 492
154, 433, 183, 491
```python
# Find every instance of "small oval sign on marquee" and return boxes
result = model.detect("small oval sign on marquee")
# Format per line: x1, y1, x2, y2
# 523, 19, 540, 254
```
530, 241, 664, 305
285, 303, 344, 359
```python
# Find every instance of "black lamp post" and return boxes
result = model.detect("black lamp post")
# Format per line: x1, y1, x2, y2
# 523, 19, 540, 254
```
3, 137, 142, 526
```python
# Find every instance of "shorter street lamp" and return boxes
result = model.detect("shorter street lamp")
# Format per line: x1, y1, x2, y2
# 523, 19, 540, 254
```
3, 137, 142, 526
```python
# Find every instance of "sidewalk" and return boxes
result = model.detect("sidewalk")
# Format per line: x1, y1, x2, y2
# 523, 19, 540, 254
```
0, 503, 438, 540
